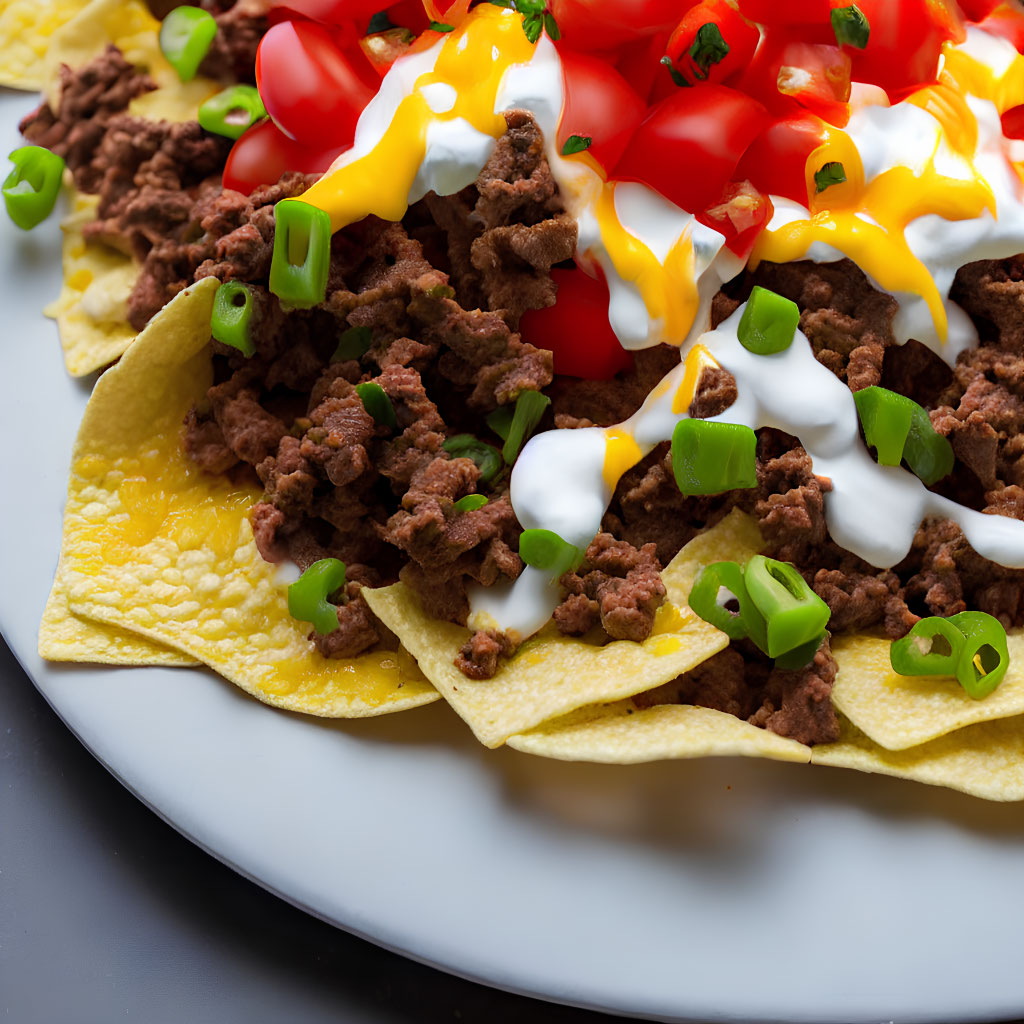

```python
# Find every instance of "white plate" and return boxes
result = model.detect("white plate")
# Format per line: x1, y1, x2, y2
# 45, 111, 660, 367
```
6, 87, 1024, 1024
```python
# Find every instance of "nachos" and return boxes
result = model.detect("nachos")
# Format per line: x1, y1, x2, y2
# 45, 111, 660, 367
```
16, 0, 1024, 799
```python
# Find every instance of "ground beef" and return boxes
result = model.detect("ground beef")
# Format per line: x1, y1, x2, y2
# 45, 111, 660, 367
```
19, 46, 156, 186
634, 637, 840, 746
455, 629, 517, 680
554, 533, 666, 643
198, 1, 268, 84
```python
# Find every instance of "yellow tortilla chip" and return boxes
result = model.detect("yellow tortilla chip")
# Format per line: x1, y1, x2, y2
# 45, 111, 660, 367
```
42, 0, 219, 122
811, 713, 1024, 801
362, 509, 762, 748
831, 630, 1024, 751
508, 701, 811, 764
43, 278, 438, 717
40, 585, 198, 667
0, 0, 91, 90
44, 191, 138, 376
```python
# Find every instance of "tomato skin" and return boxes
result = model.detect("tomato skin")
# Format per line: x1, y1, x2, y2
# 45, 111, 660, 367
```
222, 119, 347, 195
267, 0, 383, 27
958, 0, 1003, 19
664, 0, 760, 87
520, 267, 634, 379
735, 0, 832, 26
614, 31, 673, 103
733, 113, 826, 205
613, 85, 770, 214
256, 19, 375, 147
845, 0, 963, 98
558, 50, 646, 170
550, 0, 699, 52
700, 180, 773, 258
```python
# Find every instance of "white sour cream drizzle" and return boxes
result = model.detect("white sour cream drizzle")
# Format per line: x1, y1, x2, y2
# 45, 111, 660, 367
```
308, 15, 1024, 639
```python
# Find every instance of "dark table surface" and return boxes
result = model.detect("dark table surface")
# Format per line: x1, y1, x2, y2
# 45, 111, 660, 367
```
0, 635, 626, 1024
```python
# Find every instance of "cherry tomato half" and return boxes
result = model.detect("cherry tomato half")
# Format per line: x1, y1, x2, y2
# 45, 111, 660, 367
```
977, 4, 1024, 51
558, 50, 646, 170
256, 18, 375, 147
223, 118, 348, 195
613, 84, 769, 214
519, 266, 634, 379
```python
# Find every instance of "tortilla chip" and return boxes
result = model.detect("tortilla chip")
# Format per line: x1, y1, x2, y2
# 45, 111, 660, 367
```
40, 585, 198, 667
42, 278, 439, 717
811, 713, 1024, 801
0, 0, 91, 90
363, 509, 762, 748
831, 630, 1024, 751
508, 701, 811, 764
41, 0, 219, 122
44, 191, 138, 376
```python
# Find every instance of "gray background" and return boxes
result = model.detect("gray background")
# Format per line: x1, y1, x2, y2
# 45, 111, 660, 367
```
0, 636, 622, 1024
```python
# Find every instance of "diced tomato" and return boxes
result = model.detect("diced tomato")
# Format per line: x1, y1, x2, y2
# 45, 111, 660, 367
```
664, 0, 760, 87
775, 40, 851, 123
359, 26, 416, 77
844, 0, 963, 99
256, 18, 375, 147
977, 4, 1024, 51
1002, 104, 1024, 138
734, 0, 832, 26
612, 85, 770, 214
519, 266, 634, 379
549, 0, 699, 52
733, 113, 826, 205
222, 119, 347, 195
700, 180, 773, 258
558, 50, 647, 170
614, 31, 673, 103
267, 0, 384, 28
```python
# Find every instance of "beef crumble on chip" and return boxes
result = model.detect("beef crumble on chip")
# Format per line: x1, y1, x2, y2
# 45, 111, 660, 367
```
15, 0, 1024, 799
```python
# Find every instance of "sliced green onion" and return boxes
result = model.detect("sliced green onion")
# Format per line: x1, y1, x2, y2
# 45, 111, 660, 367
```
198, 85, 266, 140
689, 22, 729, 79
773, 631, 826, 670
890, 616, 964, 677
853, 386, 915, 467
949, 611, 1009, 699
671, 418, 758, 496
453, 494, 489, 512
737, 285, 800, 356
332, 325, 372, 363
486, 405, 514, 442
211, 281, 255, 356
159, 6, 217, 82
3, 145, 65, 230
831, 4, 870, 49
814, 161, 847, 193
355, 381, 397, 428
853, 386, 953, 484
288, 558, 346, 635
561, 134, 592, 156
428, 20, 454, 31
502, 391, 551, 464
442, 435, 503, 483
519, 528, 582, 578
269, 199, 332, 309
904, 405, 955, 485
744, 555, 831, 660
688, 561, 753, 641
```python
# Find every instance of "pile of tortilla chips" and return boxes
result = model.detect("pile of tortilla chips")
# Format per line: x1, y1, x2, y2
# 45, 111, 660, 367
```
25, 1, 1024, 801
